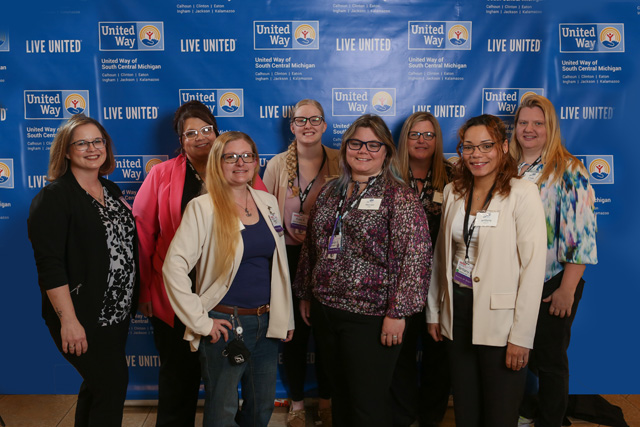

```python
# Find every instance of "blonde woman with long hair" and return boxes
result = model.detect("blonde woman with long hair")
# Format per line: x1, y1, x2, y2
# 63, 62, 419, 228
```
163, 131, 294, 427
511, 95, 597, 427
263, 99, 339, 426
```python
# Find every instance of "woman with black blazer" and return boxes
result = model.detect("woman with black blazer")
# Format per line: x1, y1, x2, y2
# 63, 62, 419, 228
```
28, 114, 138, 426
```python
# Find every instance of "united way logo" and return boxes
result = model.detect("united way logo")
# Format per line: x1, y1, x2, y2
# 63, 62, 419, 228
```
178, 89, 243, 117
139, 25, 161, 47
145, 158, 164, 173
0, 159, 14, 189
482, 88, 544, 117
371, 91, 394, 114
332, 88, 396, 117
109, 155, 169, 183
254, 21, 319, 50
0, 32, 9, 52
99, 22, 165, 51
24, 90, 90, 120
408, 21, 472, 50
559, 24, 624, 53
65, 93, 87, 115
588, 156, 613, 184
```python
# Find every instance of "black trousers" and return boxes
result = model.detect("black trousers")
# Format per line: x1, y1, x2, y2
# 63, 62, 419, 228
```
151, 315, 201, 427
391, 311, 450, 427
282, 244, 331, 401
312, 299, 402, 427
50, 320, 130, 427
447, 286, 527, 427
521, 274, 585, 427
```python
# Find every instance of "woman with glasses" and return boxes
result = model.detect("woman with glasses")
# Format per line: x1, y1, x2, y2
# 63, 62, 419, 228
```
392, 112, 452, 427
294, 114, 431, 426
511, 95, 597, 427
263, 99, 339, 427
133, 100, 267, 425
426, 115, 546, 427
28, 114, 138, 426
162, 131, 293, 426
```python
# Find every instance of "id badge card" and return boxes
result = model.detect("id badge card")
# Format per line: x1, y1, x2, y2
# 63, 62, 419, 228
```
358, 198, 382, 210
432, 191, 444, 204
522, 170, 541, 183
291, 212, 308, 234
268, 211, 284, 235
475, 211, 499, 227
327, 233, 342, 259
453, 259, 474, 287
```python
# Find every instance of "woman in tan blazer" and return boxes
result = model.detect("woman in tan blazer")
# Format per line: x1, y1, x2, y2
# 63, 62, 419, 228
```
426, 115, 546, 427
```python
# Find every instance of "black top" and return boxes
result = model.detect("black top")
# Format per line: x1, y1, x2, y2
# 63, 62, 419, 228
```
28, 169, 139, 337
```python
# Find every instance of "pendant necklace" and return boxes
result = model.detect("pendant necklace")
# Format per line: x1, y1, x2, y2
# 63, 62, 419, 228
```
236, 191, 252, 217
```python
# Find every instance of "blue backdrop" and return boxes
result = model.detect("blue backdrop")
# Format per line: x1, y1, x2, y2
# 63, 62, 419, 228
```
0, 0, 632, 398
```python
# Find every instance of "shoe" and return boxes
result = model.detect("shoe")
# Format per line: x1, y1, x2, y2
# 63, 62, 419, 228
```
287, 407, 306, 427
518, 415, 534, 426
318, 408, 332, 427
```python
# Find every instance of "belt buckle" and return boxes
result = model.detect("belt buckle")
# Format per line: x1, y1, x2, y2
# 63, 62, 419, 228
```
256, 304, 269, 316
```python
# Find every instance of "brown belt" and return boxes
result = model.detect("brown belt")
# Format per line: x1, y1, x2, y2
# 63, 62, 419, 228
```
212, 303, 270, 316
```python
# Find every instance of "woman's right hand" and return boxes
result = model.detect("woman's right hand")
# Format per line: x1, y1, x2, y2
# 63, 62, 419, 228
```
61, 318, 88, 356
208, 318, 233, 343
299, 300, 311, 326
139, 301, 153, 318
427, 322, 443, 342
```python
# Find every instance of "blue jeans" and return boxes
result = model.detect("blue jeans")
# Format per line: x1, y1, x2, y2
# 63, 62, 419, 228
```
199, 310, 279, 427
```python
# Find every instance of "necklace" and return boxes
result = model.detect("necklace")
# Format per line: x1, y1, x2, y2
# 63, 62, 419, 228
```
235, 191, 252, 217
85, 185, 105, 205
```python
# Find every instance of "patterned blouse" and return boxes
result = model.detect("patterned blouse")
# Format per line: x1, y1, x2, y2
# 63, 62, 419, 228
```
92, 187, 136, 326
520, 161, 598, 281
293, 175, 432, 318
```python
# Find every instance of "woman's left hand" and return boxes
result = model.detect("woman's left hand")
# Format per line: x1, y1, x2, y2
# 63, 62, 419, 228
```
506, 343, 530, 371
380, 316, 405, 347
282, 329, 294, 343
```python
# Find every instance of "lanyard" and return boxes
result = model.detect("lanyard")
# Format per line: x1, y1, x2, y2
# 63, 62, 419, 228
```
462, 183, 495, 262
296, 146, 327, 214
518, 156, 542, 176
186, 158, 203, 183
335, 174, 380, 223
409, 168, 432, 202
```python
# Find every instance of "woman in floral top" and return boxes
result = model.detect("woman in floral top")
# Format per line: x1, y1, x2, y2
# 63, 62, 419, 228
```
294, 114, 431, 426
511, 94, 598, 427
392, 111, 453, 427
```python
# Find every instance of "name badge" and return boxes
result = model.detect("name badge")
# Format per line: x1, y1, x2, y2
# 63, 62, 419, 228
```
432, 191, 444, 204
291, 212, 308, 234
453, 259, 474, 287
268, 209, 284, 236
358, 198, 382, 210
327, 234, 342, 259
522, 170, 541, 183
475, 211, 499, 227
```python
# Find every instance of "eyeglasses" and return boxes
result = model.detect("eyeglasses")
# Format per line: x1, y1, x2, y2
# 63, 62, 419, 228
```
182, 125, 216, 140
346, 139, 384, 152
292, 116, 324, 127
70, 137, 106, 152
461, 142, 497, 154
408, 131, 436, 141
221, 152, 257, 164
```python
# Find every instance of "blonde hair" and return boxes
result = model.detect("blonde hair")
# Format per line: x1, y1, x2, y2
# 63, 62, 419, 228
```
397, 112, 450, 192
47, 114, 115, 181
510, 94, 585, 185
285, 99, 326, 190
205, 131, 260, 279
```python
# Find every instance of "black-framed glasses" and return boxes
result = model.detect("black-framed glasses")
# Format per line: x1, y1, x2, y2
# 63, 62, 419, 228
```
70, 137, 106, 152
461, 142, 497, 154
221, 152, 256, 164
182, 125, 216, 140
346, 139, 384, 152
408, 131, 436, 141
292, 116, 324, 127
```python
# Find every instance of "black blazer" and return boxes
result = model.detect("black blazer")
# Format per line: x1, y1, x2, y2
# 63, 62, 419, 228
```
28, 169, 139, 337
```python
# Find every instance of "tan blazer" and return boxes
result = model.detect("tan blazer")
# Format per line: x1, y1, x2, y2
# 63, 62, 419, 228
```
426, 178, 546, 349
263, 146, 341, 216
163, 186, 294, 351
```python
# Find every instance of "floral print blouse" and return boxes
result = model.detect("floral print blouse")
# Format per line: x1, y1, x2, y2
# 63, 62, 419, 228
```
520, 160, 598, 281
293, 175, 432, 318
